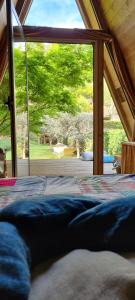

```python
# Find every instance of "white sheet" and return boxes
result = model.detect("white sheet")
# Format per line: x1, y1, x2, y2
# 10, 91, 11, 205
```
29, 250, 135, 300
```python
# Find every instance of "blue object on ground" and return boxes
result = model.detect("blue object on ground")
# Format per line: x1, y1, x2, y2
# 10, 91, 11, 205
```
81, 152, 115, 163
103, 154, 115, 163
81, 152, 93, 161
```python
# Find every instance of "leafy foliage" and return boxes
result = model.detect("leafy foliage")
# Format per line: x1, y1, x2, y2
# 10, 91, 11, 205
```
0, 71, 11, 136
3, 43, 93, 137
104, 129, 127, 155
0, 42, 127, 160
43, 112, 93, 155
0, 43, 93, 158
104, 120, 124, 130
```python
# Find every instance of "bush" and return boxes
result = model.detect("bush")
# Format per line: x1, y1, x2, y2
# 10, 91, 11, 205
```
104, 129, 127, 155
0, 138, 11, 151
104, 120, 123, 130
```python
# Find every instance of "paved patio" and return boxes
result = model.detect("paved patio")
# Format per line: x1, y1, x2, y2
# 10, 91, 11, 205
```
29, 158, 116, 177
6, 158, 116, 177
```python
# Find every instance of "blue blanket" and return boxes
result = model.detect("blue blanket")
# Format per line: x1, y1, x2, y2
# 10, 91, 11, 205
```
1, 194, 135, 299
0, 222, 30, 300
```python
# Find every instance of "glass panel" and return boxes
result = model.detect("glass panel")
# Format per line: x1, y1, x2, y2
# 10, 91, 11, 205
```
0, 70, 12, 177
0, 0, 12, 177
103, 79, 128, 174
12, 4, 30, 176
27, 43, 93, 176
25, 0, 85, 28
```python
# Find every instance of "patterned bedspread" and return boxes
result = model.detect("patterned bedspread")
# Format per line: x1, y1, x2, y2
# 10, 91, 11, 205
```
0, 174, 135, 208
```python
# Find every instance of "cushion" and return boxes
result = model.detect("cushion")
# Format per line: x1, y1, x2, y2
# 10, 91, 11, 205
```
69, 196, 135, 251
81, 152, 115, 162
0, 222, 30, 300
81, 152, 93, 161
29, 249, 135, 300
103, 154, 115, 163
0, 194, 101, 267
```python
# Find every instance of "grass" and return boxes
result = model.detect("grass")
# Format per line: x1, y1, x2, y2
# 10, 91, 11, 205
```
6, 151, 11, 160
29, 142, 78, 159
6, 142, 77, 160
30, 143, 58, 159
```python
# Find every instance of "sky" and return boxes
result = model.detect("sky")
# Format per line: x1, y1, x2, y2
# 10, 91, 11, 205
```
25, 0, 85, 28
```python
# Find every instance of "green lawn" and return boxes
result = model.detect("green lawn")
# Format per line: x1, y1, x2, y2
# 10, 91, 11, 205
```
6, 142, 77, 160
29, 143, 58, 159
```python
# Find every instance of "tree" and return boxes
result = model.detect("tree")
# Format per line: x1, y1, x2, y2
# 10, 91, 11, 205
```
0, 43, 93, 157
16, 43, 93, 133
0, 71, 11, 136
43, 112, 93, 158
69, 113, 93, 157
42, 115, 61, 145
16, 113, 29, 159
75, 84, 93, 112
0, 43, 93, 136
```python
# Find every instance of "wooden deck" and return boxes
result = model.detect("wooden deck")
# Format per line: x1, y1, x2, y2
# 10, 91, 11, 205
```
7, 158, 116, 177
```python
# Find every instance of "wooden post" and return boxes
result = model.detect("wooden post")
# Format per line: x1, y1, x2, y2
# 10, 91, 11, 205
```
121, 142, 135, 174
6, 0, 17, 177
93, 40, 104, 175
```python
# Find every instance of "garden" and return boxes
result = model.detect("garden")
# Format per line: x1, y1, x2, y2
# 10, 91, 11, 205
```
0, 43, 127, 161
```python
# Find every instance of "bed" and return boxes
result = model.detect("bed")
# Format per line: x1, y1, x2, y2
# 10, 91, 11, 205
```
1, 174, 135, 300
1, 173, 135, 208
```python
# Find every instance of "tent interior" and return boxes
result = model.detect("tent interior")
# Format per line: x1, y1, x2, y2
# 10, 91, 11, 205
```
1, 0, 135, 177
1, 1, 135, 300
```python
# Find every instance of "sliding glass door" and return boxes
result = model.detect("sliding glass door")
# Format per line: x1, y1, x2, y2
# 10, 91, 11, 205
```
6, 0, 114, 176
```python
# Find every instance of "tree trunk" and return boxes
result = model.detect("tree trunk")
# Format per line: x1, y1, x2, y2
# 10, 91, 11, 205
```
22, 140, 26, 159
63, 136, 68, 145
76, 139, 80, 158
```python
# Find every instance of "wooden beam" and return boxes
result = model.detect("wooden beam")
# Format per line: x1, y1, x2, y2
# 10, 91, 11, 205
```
6, 0, 17, 177
76, 0, 92, 29
14, 25, 112, 44
0, 0, 33, 84
93, 40, 104, 175
0, 28, 8, 83
0, 0, 4, 10
104, 64, 132, 140
15, 0, 33, 23
77, 0, 134, 141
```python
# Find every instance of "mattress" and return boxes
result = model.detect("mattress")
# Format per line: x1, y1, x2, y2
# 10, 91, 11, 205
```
0, 174, 135, 208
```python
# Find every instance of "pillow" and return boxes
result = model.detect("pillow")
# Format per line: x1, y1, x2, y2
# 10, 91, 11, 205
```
103, 154, 115, 163
0, 222, 30, 300
69, 196, 135, 252
0, 195, 101, 267
81, 152, 93, 161
81, 152, 115, 163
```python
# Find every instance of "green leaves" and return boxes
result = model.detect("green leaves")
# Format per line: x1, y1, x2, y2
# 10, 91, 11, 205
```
25, 43, 93, 132
0, 43, 93, 135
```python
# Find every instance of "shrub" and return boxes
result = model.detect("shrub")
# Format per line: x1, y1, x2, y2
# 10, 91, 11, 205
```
0, 138, 11, 152
104, 129, 127, 155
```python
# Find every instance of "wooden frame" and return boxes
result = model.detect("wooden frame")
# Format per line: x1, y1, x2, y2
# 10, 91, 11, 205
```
13, 25, 106, 175
15, 0, 33, 23
76, 0, 135, 141
0, 0, 32, 177
0, 0, 4, 10
0, 0, 32, 84
6, 0, 17, 177
5, 0, 32, 177
14, 26, 112, 44
93, 41, 104, 175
